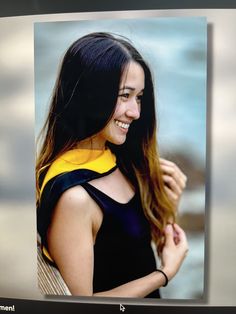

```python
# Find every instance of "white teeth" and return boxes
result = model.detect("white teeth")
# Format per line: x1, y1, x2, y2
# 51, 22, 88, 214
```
115, 120, 130, 129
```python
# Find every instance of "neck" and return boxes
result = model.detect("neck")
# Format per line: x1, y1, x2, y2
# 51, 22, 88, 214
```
76, 137, 106, 151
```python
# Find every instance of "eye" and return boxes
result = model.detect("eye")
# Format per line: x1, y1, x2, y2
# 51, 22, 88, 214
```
119, 93, 130, 100
136, 94, 143, 103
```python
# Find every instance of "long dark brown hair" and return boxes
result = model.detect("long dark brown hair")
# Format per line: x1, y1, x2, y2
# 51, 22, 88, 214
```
36, 32, 175, 254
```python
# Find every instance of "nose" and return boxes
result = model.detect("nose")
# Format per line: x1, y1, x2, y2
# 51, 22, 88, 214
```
125, 98, 140, 120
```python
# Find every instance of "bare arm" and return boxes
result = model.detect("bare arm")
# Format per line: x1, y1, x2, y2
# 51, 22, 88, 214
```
47, 186, 188, 298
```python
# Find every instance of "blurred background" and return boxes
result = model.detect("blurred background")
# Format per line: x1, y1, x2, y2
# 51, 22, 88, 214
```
0, 9, 235, 305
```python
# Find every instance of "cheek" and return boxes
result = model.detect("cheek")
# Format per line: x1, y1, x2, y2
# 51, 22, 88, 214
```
113, 101, 124, 118
102, 121, 115, 137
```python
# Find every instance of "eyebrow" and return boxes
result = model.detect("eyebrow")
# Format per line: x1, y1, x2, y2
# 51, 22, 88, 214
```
119, 86, 144, 92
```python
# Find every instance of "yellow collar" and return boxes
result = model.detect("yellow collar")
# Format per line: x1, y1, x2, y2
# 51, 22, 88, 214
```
40, 148, 116, 195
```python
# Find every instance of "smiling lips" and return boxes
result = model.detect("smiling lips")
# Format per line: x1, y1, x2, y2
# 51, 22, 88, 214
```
115, 119, 130, 130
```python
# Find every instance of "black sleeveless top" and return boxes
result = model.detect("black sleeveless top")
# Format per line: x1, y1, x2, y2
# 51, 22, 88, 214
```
37, 148, 160, 298
81, 182, 160, 298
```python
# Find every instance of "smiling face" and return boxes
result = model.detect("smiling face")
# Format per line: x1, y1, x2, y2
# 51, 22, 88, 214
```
91, 61, 145, 148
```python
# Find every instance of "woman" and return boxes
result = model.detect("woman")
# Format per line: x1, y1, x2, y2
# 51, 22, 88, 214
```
36, 32, 188, 298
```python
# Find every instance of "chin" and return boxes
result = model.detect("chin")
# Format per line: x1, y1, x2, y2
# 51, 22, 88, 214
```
109, 136, 127, 146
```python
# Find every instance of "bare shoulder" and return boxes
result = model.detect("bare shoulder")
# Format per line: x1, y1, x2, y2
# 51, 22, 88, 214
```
58, 185, 92, 209
51, 185, 103, 236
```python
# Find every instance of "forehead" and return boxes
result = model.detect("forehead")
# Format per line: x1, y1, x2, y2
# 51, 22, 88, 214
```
120, 61, 145, 90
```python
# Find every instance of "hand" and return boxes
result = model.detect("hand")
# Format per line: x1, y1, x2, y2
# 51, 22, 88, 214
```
160, 223, 188, 281
159, 158, 187, 212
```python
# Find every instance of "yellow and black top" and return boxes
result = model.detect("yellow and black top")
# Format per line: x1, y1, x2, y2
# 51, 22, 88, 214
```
37, 148, 117, 254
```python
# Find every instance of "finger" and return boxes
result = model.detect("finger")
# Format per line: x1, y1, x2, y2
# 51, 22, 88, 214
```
173, 223, 185, 234
174, 233, 180, 245
160, 158, 187, 184
164, 186, 179, 206
159, 158, 181, 170
159, 158, 176, 166
163, 175, 182, 196
164, 224, 175, 247
173, 224, 188, 248
161, 164, 187, 190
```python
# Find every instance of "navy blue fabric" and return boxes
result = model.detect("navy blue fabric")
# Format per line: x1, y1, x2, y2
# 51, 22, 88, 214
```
82, 182, 160, 298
